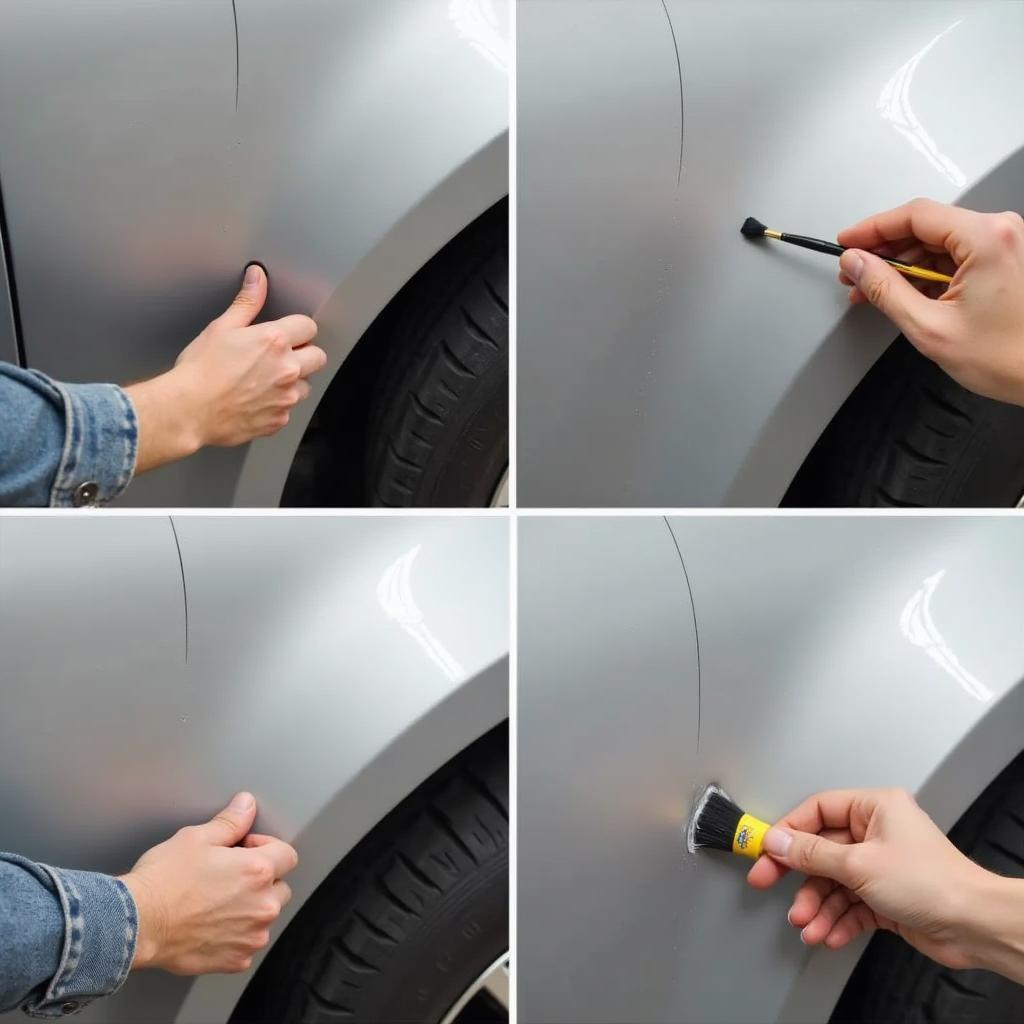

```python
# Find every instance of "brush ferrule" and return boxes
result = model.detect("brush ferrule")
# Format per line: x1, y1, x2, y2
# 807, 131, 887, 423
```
763, 228, 782, 240
732, 814, 771, 859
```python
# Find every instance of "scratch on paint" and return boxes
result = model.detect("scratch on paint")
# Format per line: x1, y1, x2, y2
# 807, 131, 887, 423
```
231, 0, 240, 111
659, 0, 684, 185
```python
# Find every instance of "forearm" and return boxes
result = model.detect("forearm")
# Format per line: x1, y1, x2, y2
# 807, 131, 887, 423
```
123, 367, 203, 474
0, 853, 138, 1017
959, 872, 1024, 984
0, 363, 137, 506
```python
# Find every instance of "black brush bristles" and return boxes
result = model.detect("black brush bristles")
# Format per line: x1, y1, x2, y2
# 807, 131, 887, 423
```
687, 784, 743, 853
740, 216, 766, 239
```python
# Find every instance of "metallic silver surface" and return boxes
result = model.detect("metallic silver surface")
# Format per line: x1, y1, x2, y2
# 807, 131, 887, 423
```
517, 0, 1024, 506
518, 515, 1024, 1023
0, 515, 509, 1023
0, 0, 509, 506
518, 515, 700, 1023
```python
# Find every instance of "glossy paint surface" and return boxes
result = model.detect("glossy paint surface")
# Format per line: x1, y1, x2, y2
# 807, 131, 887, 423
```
0, 515, 508, 1023
517, 0, 1024, 506
517, 515, 1024, 1022
0, 0, 508, 506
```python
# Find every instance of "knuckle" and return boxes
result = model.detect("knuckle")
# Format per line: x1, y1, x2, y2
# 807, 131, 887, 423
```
863, 274, 890, 309
909, 197, 932, 210
253, 928, 272, 949
991, 213, 1024, 246
265, 329, 287, 352
278, 362, 301, 386
794, 836, 821, 873
246, 858, 274, 887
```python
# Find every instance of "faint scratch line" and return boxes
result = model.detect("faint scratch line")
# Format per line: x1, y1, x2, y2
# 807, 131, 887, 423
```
659, 0, 684, 185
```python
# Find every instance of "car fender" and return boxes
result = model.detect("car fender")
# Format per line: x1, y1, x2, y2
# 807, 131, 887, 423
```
672, 515, 1024, 1022
518, 0, 1024, 505
0, 515, 508, 1023
517, 515, 1024, 1023
0, 0, 508, 507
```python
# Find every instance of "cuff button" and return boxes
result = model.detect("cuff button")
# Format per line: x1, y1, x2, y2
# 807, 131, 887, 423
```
72, 482, 99, 507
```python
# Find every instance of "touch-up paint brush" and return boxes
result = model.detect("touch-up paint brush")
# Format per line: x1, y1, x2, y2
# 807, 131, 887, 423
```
740, 216, 953, 285
686, 783, 772, 860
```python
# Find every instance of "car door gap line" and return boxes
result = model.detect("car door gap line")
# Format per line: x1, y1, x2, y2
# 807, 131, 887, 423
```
231, 0, 240, 111
665, 518, 701, 752
0, 169, 26, 366
659, 0, 685, 186
168, 516, 189, 662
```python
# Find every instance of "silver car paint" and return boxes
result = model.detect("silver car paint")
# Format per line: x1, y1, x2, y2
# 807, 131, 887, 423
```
0, 0, 508, 506
0, 514, 509, 1023
518, 514, 1024, 1023
517, 1, 1024, 506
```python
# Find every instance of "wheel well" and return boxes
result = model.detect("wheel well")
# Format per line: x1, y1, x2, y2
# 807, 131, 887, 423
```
228, 720, 509, 1021
829, 746, 1024, 1021
282, 198, 509, 507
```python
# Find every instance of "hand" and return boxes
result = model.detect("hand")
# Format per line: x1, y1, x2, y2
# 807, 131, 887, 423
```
125, 264, 327, 472
119, 792, 298, 975
746, 787, 1024, 979
836, 198, 1024, 405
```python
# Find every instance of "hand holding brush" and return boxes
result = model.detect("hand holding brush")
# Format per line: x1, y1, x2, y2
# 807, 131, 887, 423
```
741, 787, 1024, 985
744, 198, 1024, 407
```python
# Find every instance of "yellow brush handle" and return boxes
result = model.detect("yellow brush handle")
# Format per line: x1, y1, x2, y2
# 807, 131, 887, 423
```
732, 814, 771, 859
886, 260, 953, 284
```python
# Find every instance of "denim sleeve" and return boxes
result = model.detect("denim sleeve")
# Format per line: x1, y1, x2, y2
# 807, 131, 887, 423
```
0, 853, 138, 1018
0, 363, 138, 507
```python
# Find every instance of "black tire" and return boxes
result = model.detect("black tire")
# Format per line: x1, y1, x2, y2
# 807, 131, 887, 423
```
783, 337, 1024, 507
366, 201, 508, 507
831, 751, 1024, 1024
231, 724, 508, 1024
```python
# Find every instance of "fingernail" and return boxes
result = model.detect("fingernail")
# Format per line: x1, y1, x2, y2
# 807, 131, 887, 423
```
230, 792, 255, 811
243, 264, 261, 288
763, 827, 792, 857
840, 250, 864, 283
799, 927, 810, 944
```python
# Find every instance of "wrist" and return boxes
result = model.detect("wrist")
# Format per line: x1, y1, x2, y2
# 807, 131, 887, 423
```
124, 367, 205, 473
956, 868, 1024, 981
118, 872, 163, 971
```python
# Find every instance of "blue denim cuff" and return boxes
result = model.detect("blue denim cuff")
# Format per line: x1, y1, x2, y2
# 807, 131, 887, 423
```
48, 382, 138, 508
22, 868, 138, 1019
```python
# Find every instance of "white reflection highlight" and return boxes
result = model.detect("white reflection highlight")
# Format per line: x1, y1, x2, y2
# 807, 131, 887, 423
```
900, 569, 992, 702
377, 545, 465, 683
877, 20, 966, 187
448, 0, 509, 75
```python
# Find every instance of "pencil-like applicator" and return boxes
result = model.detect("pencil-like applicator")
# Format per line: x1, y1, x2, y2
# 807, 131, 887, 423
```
686, 783, 771, 860
740, 216, 953, 285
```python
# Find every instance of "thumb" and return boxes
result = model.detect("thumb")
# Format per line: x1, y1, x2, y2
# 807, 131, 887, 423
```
214, 263, 267, 330
763, 826, 857, 887
196, 792, 257, 846
840, 249, 935, 340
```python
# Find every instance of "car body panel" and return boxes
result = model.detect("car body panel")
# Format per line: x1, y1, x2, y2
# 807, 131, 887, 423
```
0, 0, 509, 506
0, 514, 509, 1023
517, 0, 1024, 506
517, 515, 1024, 1023
517, 515, 700, 1023
0, 230, 18, 365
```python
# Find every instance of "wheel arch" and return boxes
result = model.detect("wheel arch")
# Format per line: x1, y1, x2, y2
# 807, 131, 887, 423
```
778, 683, 1024, 1022
729, 144, 1024, 506
174, 655, 509, 1024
